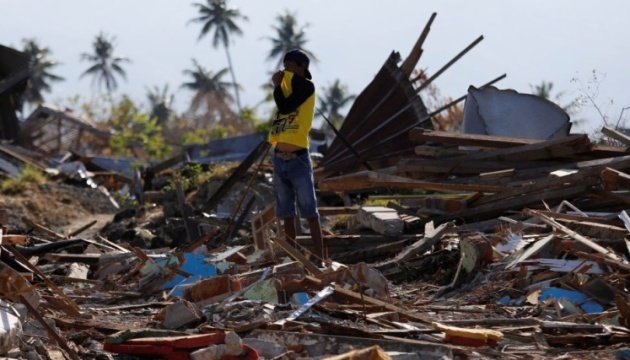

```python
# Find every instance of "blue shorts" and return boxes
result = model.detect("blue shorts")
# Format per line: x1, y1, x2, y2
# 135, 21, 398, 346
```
272, 150, 319, 219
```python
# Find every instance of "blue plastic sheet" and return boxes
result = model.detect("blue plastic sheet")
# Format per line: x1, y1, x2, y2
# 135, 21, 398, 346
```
161, 253, 217, 297
539, 287, 603, 314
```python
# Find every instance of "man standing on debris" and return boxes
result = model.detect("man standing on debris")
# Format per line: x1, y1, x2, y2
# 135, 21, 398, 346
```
268, 49, 324, 264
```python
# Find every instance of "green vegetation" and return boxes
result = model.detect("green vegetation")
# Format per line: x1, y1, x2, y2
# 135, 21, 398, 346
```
20, 2, 363, 166
161, 162, 234, 195
107, 97, 171, 160
0, 165, 46, 195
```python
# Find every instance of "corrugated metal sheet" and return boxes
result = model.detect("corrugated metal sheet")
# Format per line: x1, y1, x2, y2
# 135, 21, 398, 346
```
462, 86, 571, 140
187, 133, 265, 163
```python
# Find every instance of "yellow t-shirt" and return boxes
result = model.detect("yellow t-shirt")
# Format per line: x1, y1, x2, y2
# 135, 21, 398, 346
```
268, 71, 315, 149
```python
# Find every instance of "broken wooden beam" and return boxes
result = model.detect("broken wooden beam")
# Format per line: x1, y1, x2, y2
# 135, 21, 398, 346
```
375, 222, 452, 271
600, 167, 630, 190
525, 209, 627, 263
4, 245, 82, 317
318, 170, 507, 193
271, 236, 322, 276
601, 126, 630, 147
408, 129, 625, 157
205, 140, 270, 211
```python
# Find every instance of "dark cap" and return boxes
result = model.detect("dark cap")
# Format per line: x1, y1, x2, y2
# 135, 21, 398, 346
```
283, 49, 312, 79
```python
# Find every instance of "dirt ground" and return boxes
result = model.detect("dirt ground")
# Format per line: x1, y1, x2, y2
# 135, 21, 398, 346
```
0, 181, 119, 235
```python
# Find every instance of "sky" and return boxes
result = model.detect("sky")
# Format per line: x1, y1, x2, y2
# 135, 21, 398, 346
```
2, 0, 629, 133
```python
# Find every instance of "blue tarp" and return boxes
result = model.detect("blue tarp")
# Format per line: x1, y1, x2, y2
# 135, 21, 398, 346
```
539, 287, 604, 313
161, 253, 217, 297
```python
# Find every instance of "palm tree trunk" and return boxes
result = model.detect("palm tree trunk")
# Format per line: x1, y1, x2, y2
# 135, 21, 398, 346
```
224, 45, 242, 115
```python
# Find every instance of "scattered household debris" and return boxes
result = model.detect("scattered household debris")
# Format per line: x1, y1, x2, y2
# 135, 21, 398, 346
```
0, 13, 627, 360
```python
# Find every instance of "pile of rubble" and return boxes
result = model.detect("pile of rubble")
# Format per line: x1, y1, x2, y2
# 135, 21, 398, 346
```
1, 125, 629, 359
0, 12, 628, 360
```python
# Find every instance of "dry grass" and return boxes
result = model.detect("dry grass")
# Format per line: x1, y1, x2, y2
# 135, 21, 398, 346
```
0, 165, 46, 195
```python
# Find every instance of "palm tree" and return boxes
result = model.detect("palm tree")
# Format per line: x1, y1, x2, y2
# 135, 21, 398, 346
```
530, 80, 579, 115
182, 59, 253, 134
146, 84, 175, 126
80, 32, 130, 100
21, 38, 64, 108
189, 0, 247, 114
267, 10, 317, 70
181, 59, 234, 113
317, 79, 356, 135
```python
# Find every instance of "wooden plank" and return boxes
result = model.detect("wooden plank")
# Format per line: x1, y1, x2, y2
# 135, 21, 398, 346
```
19, 295, 81, 360
5, 245, 82, 317
535, 211, 621, 226
175, 180, 198, 244
414, 145, 469, 158
525, 209, 627, 263
463, 134, 593, 162
376, 222, 452, 271
397, 158, 528, 175
312, 277, 437, 327
2, 234, 29, 245
409, 129, 546, 148
248, 329, 454, 358
473, 171, 599, 207
317, 206, 360, 215
205, 140, 269, 211
330, 284, 433, 325
573, 251, 630, 272
318, 170, 507, 193
45, 253, 102, 265
271, 236, 322, 275
441, 318, 540, 327
251, 204, 276, 250
600, 167, 630, 190
404, 135, 591, 178
23, 217, 65, 240
440, 181, 595, 222
332, 238, 414, 264
472, 153, 630, 185
556, 218, 627, 242
297, 233, 428, 248
601, 126, 630, 147
408, 129, 625, 157
68, 220, 97, 238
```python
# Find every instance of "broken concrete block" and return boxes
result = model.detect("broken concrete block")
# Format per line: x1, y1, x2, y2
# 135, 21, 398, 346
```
191, 331, 245, 360
160, 300, 203, 330
67, 262, 89, 279
351, 206, 404, 237
242, 338, 287, 359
